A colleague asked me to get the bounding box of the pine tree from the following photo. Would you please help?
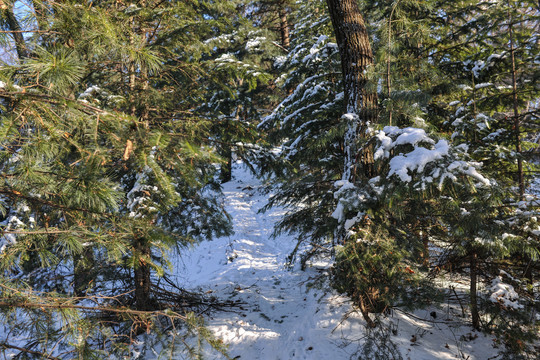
[248,0,295,49]
[261,1,539,353]
[427,0,540,344]
[339,0,539,352]
[197,2,279,182]
[260,0,345,267]
[0,1,240,358]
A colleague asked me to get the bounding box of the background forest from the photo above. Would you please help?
[0,0,538,359]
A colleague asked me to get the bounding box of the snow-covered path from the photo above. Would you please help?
[170,161,499,360]
[173,162,361,359]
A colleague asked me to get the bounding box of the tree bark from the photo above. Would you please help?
[278,1,290,49]
[325,0,378,181]
[386,0,402,127]
[470,252,480,330]
[220,145,232,183]
[359,294,376,328]
[74,247,95,297]
[134,237,152,311]
[1,0,29,59]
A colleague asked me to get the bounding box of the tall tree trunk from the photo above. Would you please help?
[386,0,401,126]
[326,0,379,326]
[470,251,480,330]
[74,247,95,297]
[278,1,290,49]
[326,0,378,182]
[508,9,525,200]
[220,145,232,183]
[134,237,152,311]
[129,7,153,311]
[1,0,29,59]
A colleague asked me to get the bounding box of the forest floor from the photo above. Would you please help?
[168,161,502,360]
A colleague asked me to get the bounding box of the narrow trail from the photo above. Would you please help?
[171,161,498,360]
[174,162,360,359]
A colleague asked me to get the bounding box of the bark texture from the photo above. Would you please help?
[278,1,290,49]
[325,0,378,181]
[470,252,480,330]
[134,237,152,311]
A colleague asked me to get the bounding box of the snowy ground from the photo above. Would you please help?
[168,161,501,360]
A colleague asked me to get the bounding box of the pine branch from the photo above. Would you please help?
[0,188,111,215]
[0,342,61,360]
[0,91,106,115]
[0,300,188,321]
[271,41,289,53]
[0,30,61,34]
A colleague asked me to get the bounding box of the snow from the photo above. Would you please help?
[273,56,287,68]
[246,37,266,51]
[474,82,493,89]
[375,127,435,159]
[388,140,449,182]
[489,277,523,310]
[373,127,491,188]
[0,162,508,359]
[78,85,101,99]
[393,127,435,147]
[162,161,501,359]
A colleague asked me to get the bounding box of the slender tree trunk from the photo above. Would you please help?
[278,1,290,49]
[74,247,95,297]
[470,251,480,330]
[220,147,232,183]
[422,230,429,267]
[326,0,378,182]
[359,295,376,328]
[134,237,152,311]
[386,0,401,126]
[129,7,153,311]
[129,64,137,116]
[508,9,525,200]
[1,0,29,59]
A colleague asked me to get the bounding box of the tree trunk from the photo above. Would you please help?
[386,0,402,126]
[508,9,525,200]
[359,294,376,328]
[1,0,29,59]
[134,238,152,311]
[74,247,95,297]
[325,0,378,182]
[470,252,480,330]
[422,230,429,267]
[220,145,232,183]
[278,1,290,49]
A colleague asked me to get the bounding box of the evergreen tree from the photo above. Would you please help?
[262,0,539,354]
[260,0,345,267]
[197,2,279,182]
[426,0,540,346]
[0,1,240,357]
